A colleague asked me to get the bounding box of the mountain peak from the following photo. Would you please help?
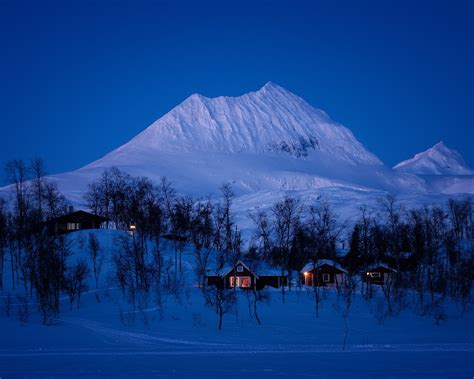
[260,80,282,91]
[257,81,294,98]
[394,142,474,175]
[89,83,382,169]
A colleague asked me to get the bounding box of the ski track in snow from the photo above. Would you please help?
[23,317,471,356]
[0,343,473,357]
[57,317,228,347]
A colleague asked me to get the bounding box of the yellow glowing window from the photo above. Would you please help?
[230,276,251,288]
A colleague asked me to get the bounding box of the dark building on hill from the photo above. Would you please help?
[300,259,348,287]
[49,210,108,234]
[364,263,397,285]
[206,260,287,290]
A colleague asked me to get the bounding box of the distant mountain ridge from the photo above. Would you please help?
[394,142,474,176]
[0,82,472,218]
[76,81,427,198]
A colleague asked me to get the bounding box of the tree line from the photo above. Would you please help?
[0,161,472,329]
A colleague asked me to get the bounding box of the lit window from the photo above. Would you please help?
[240,277,251,288]
[67,223,80,230]
[236,265,244,272]
[369,272,381,278]
[230,276,251,288]
[322,273,330,282]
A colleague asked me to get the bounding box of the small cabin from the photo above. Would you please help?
[365,263,397,285]
[206,260,287,290]
[301,259,348,287]
[49,210,108,234]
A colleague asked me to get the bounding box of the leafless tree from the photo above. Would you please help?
[307,199,343,314]
[272,196,301,302]
[87,232,104,302]
[379,194,404,270]
[448,198,472,242]
[203,286,236,330]
[30,157,47,219]
[244,285,270,326]
[5,159,30,290]
[249,210,274,272]
[214,183,235,257]
[334,275,356,350]
[190,199,214,288]
[65,259,89,310]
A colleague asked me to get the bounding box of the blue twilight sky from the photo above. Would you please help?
[0,0,473,184]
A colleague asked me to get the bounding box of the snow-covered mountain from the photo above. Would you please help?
[393,142,474,195]
[1,82,472,224]
[91,82,381,165]
[394,142,474,176]
[69,82,424,199]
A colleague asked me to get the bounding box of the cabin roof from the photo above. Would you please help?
[301,259,348,274]
[51,210,108,223]
[367,263,397,272]
[206,259,285,278]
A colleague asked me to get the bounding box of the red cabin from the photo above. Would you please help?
[300,259,348,287]
[207,260,287,290]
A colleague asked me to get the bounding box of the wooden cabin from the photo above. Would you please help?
[206,260,287,290]
[364,263,397,285]
[49,210,108,234]
[300,259,348,287]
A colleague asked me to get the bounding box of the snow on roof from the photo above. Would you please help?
[206,259,284,277]
[258,265,285,276]
[301,259,348,273]
[367,263,397,272]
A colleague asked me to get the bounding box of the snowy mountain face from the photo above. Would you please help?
[78,82,425,199]
[393,142,474,195]
[0,82,472,226]
[394,142,474,176]
[96,82,381,165]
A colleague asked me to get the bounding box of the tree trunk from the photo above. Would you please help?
[342,317,348,351]
[218,306,223,331]
[313,285,319,318]
[253,296,261,325]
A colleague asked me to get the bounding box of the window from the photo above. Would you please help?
[67,222,80,230]
[230,276,251,288]
[240,277,251,288]
[236,265,244,272]
[322,273,330,282]
[369,272,381,278]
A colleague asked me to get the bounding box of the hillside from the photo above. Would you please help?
[0,229,472,377]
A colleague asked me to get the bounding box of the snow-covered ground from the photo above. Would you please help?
[0,229,472,378]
